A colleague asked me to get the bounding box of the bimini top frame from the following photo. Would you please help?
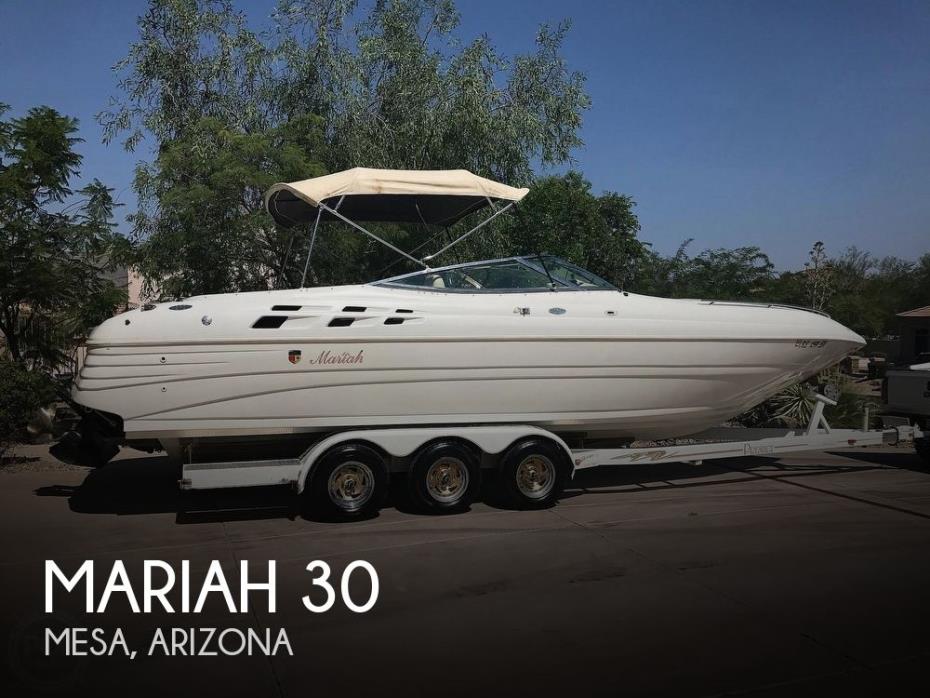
[264,168,529,286]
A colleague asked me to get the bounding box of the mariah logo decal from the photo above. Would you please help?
[288,349,365,366]
[312,349,365,365]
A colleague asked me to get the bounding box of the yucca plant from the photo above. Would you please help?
[764,368,874,429]
[769,383,818,428]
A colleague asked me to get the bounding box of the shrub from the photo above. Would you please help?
[0,361,56,457]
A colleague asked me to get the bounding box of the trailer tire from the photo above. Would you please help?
[307,443,388,520]
[408,441,480,513]
[496,438,569,510]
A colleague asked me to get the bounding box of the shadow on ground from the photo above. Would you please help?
[34,455,297,524]
[32,448,923,524]
[826,449,929,472]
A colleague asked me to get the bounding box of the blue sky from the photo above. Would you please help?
[2,0,928,269]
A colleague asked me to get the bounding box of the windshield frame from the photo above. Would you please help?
[372,255,618,293]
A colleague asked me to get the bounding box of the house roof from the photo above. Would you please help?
[898,305,930,318]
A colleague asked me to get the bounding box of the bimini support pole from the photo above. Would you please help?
[299,205,324,288]
[318,201,430,270]
[421,200,514,263]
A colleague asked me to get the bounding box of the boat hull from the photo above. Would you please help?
[74,309,861,441]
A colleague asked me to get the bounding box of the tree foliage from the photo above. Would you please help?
[100,0,272,149]
[272,0,589,181]
[131,115,327,298]
[0,359,56,453]
[0,104,127,370]
[630,239,774,301]
[803,241,833,311]
[635,239,929,339]
[457,172,645,287]
[100,0,596,293]
[820,248,930,338]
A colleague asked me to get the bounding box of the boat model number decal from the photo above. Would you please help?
[795,339,827,349]
[289,349,365,366]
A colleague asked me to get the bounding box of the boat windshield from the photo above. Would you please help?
[375,256,617,292]
[525,256,616,290]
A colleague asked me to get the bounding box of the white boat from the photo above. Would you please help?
[69,168,864,460]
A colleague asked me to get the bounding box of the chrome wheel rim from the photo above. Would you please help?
[515,455,555,500]
[425,457,469,504]
[327,461,375,512]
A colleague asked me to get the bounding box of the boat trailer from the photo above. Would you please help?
[178,393,924,494]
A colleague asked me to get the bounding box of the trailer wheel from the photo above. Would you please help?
[308,443,388,519]
[408,441,480,513]
[496,438,569,510]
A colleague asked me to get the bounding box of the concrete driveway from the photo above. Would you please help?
[2,445,929,697]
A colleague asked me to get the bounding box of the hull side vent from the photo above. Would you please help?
[395,308,414,313]
[328,317,355,327]
[384,317,405,325]
[342,306,367,312]
[272,305,301,311]
[252,316,288,329]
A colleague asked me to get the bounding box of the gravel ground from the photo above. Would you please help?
[0,443,91,474]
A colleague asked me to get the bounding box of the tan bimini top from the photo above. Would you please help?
[265,167,529,227]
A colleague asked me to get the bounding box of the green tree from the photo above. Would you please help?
[630,240,691,297]
[0,105,127,370]
[677,247,774,300]
[100,0,593,291]
[827,247,926,338]
[456,172,645,287]
[131,115,327,298]
[100,0,271,149]
[630,239,774,300]
[272,0,589,183]
[804,241,834,311]
[760,243,929,338]
[0,360,56,456]
[905,253,930,311]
